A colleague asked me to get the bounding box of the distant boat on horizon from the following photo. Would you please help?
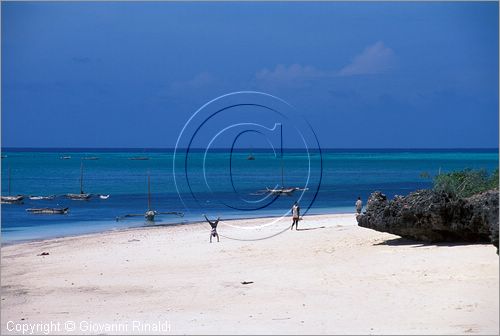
[129,157,149,160]
[83,157,99,160]
[60,156,71,160]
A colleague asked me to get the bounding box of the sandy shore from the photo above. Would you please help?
[1,214,498,335]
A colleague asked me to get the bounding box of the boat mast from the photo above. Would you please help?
[281,156,284,187]
[80,161,84,194]
[281,125,284,187]
[8,167,11,195]
[147,172,151,211]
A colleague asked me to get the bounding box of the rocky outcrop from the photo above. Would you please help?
[357,189,499,251]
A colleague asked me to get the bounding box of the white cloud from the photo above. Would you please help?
[169,72,215,91]
[256,64,325,83]
[254,42,395,88]
[168,42,395,94]
[338,41,395,76]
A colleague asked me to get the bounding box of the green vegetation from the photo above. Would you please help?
[433,168,499,198]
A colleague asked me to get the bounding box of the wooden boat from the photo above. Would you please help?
[117,210,183,222]
[66,162,91,200]
[1,168,24,204]
[29,195,56,200]
[116,172,183,222]
[1,195,24,204]
[253,141,305,196]
[266,187,298,195]
[145,210,156,221]
[26,207,69,215]
[66,193,90,200]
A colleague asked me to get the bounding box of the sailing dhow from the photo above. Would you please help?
[66,161,91,200]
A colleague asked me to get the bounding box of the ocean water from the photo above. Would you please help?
[1,148,498,243]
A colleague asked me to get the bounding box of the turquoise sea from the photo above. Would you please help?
[1,148,498,243]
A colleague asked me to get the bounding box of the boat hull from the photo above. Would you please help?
[29,195,56,200]
[1,195,24,204]
[26,207,69,214]
[66,193,91,200]
[266,187,298,195]
[145,210,156,221]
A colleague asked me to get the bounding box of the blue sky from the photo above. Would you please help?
[2,2,498,148]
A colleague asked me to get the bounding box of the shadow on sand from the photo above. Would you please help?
[296,226,326,231]
[373,237,488,248]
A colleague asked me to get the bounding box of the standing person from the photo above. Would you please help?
[203,214,220,243]
[291,201,300,230]
[355,196,363,214]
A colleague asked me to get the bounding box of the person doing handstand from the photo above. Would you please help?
[204,214,220,243]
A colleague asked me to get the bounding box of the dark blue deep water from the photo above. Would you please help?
[1,148,498,243]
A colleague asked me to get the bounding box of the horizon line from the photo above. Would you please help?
[2,147,499,151]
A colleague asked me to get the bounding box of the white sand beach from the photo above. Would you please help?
[1,214,498,335]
